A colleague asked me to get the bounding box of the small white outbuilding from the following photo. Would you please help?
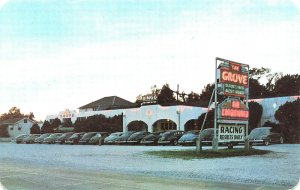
[0,118,35,138]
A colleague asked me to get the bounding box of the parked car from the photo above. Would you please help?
[178,130,200,146]
[126,131,150,145]
[158,130,185,146]
[65,132,85,145]
[104,132,123,145]
[43,133,63,144]
[56,132,74,144]
[23,134,40,144]
[140,132,163,145]
[115,131,135,145]
[34,133,52,144]
[200,128,216,145]
[14,134,29,144]
[88,132,109,145]
[78,132,98,145]
[249,127,284,146]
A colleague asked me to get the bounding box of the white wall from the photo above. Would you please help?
[7,119,34,138]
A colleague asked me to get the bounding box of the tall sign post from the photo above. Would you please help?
[213,58,250,151]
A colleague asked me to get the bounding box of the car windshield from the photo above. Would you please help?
[49,134,60,138]
[40,134,50,138]
[201,129,214,138]
[130,131,145,138]
[186,131,199,135]
[250,128,268,137]
[70,133,79,138]
[82,133,96,139]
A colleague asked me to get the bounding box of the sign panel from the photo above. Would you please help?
[217,61,249,97]
[218,124,245,142]
[218,98,249,120]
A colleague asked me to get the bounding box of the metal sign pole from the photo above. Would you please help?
[212,58,218,151]
[244,65,250,150]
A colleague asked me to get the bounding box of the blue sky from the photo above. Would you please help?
[0,0,299,120]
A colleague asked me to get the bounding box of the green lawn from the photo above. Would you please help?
[145,148,271,160]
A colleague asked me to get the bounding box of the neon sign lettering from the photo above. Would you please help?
[221,70,248,86]
[221,108,249,119]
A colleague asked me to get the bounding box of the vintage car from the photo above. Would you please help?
[43,133,63,144]
[103,132,123,145]
[249,127,284,146]
[23,134,40,144]
[126,131,150,145]
[88,132,109,145]
[14,134,29,144]
[56,132,74,144]
[65,132,85,145]
[34,133,52,144]
[78,132,98,145]
[140,132,163,145]
[158,130,185,146]
[178,130,200,146]
[114,131,135,145]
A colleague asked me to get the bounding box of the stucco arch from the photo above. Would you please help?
[127,120,148,132]
[151,119,177,133]
[184,119,198,131]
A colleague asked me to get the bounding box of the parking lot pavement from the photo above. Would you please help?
[0,161,284,190]
[0,143,299,189]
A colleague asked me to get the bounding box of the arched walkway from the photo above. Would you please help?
[184,119,198,131]
[127,120,148,132]
[152,119,177,133]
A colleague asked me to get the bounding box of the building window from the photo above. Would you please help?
[18,127,21,130]
[24,119,27,123]
[10,127,13,130]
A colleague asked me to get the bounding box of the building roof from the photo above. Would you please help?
[0,117,29,125]
[78,96,135,110]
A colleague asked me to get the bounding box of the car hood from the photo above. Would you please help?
[179,134,198,141]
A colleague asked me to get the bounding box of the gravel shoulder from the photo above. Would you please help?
[0,143,299,189]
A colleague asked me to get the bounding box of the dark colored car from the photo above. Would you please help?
[200,128,216,145]
[104,132,123,145]
[158,130,185,146]
[115,131,135,145]
[78,132,98,145]
[249,127,284,146]
[65,132,85,145]
[43,133,63,144]
[56,132,74,144]
[34,133,52,144]
[178,130,200,146]
[88,132,109,145]
[23,134,40,144]
[15,134,29,144]
[127,131,150,145]
[140,132,163,145]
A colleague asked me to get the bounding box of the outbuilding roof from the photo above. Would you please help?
[0,117,30,125]
[78,96,135,110]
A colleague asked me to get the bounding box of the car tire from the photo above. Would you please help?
[279,137,284,144]
[98,140,102,146]
[264,140,270,146]
[173,140,178,146]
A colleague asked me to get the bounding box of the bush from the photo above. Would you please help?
[30,123,40,134]
[275,98,300,143]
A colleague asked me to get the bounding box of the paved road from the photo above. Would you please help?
[0,143,299,189]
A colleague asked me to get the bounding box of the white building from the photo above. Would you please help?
[45,95,300,132]
[0,118,35,138]
[45,96,208,132]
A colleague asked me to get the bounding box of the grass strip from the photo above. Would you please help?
[145,148,271,160]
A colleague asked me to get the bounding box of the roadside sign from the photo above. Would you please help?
[213,57,250,150]
[218,124,245,143]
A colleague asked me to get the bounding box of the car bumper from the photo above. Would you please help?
[158,140,171,145]
[178,141,195,146]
